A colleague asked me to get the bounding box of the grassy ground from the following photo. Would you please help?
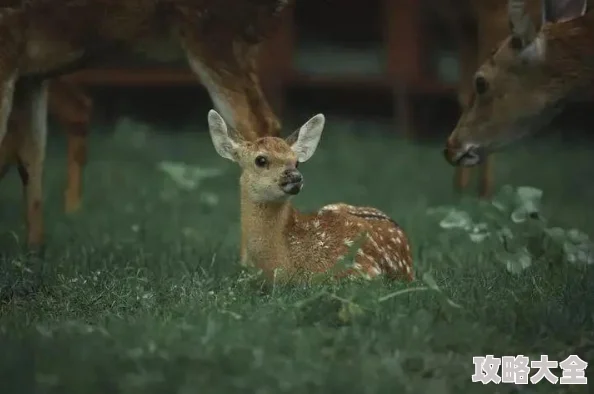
[1,111,593,393]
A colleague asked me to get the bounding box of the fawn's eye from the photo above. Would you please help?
[295,161,300,168]
[255,155,268,168]
[474,75,489,95]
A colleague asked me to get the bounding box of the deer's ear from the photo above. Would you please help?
[543,0,587,24]
[288,114,325,162]
[207,109,240,161]
[517,34,547,63]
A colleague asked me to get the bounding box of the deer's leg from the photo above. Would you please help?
[0,144,12,182]
[454,167,471,194]
[48,79,92,213]
[176,23,281,140]
[15,80,49,248]
[478,154,494,198]
[0,72,18,150]
[0,7,22,148]
[63,125,87,213]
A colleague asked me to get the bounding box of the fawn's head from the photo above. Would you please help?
[207,110,325,202]
[445,0,589,167]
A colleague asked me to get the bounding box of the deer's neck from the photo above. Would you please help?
[543,11,594,100]
[239,186,297,277]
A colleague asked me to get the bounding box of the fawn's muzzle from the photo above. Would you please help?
[279,169,303,195]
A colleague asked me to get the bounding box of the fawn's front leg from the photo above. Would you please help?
[14,79,49,248]
[177,24,281,140]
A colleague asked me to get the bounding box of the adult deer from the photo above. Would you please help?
[440,0,542,197]
[444,0,594,167]
[0,0,291,247]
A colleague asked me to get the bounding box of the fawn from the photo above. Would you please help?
[444,0,594,167]
[0,0,290,247]
[206,109,414,283]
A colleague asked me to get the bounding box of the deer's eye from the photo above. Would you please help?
[255,155,268,168]
[474,75,489,95]
[510,36,524,51]
[295,161,300,169]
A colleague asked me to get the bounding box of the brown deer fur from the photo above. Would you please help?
[207,110,414,284]
[440,0,542,198]
[0,0,291,247]
[444,0,594,166]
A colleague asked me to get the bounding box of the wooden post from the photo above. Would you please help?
[384,0,422,138]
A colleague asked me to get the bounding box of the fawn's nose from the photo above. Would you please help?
[282,169,303,183]
[280,169,303,195]
[444,136,484,167]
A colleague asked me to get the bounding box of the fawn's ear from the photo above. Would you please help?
[287,114,325,162]
[207,109,239,161]
[543,0,587,24]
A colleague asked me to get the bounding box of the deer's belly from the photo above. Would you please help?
[22,36,86,77]
[129,34,184,63]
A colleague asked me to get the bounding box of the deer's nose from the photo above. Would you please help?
[444,136,484,167]
[282,169,303,183]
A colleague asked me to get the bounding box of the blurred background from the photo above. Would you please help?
[3,0,594,247]
[59,0,594,137]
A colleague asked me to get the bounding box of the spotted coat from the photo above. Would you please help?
[283,203,413,282]
[236,138,414,284]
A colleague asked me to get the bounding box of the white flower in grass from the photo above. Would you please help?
[502,247,532,275]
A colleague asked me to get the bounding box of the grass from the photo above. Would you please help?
[1,112,593,393]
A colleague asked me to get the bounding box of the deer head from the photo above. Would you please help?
[444,0,590,167]
[207,109,325,202]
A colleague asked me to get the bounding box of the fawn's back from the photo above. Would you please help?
[286,203,413,281]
